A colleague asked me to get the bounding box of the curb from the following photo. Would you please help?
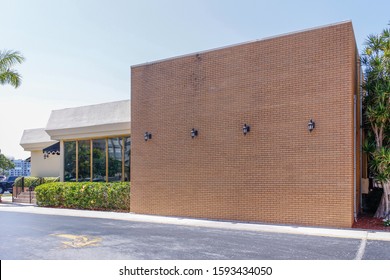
[1,204,390,242]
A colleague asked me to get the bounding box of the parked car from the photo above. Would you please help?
[0,176,18,194]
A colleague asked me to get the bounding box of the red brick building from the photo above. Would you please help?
[131,21,361,228]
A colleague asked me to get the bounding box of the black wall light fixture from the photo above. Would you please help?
[144,132,152,141]
[191,128,198,138]
[308,119,315,132]
[242,124,250,135]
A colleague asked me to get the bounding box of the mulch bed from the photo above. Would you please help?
[353,213,390,232]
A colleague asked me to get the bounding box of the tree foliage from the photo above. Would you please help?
[361,23,390,218]
[0,50,25,88]
[0,153,15,174]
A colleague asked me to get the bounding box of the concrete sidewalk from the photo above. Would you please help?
[1,197,390,242]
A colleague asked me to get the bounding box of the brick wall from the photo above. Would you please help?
[131,22,359,228]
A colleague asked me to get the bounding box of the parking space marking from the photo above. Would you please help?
[354,233,368,260]
[51,234,102,248]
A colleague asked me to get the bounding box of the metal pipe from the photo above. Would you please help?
[359,65,364,211]
[354,94,357,222]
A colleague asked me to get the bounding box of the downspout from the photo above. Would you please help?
[354,94,357,222]
[360,66,363,212]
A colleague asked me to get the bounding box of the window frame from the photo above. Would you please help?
[63,135,130,182]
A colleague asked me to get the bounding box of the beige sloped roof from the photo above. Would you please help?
[20,128,58,151]
[45,99,131,140]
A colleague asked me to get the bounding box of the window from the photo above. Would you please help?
[63,136,130,182]
[108,138,123,181]
[64,141,76,181]
[124,137,131,181]
[93,139,106,182]
[78,140,91,181]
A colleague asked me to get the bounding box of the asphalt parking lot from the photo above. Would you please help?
[0,202,390,260]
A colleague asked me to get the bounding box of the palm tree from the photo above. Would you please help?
[361,24,390,219]
[0,50,25,88]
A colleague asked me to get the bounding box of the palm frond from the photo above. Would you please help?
[0,50,25,70]
[0,49,25,88]
[0,69,23,88]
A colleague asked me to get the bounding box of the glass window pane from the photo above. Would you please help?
[93,139,106,182]
[124,137,130,182]
[108,137,122,181]
[78,140,91,181]
[64,141,76,182]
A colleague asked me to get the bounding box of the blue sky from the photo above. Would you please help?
[1,0,389,159]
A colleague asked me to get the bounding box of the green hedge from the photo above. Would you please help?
[14,176,60,188]
[14,176,40,188]
[35,182,130,211]
[42,177,60,184]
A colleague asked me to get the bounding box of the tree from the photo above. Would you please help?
[0,50,25,88]
[0,153,15,175]
[361,23,390,219]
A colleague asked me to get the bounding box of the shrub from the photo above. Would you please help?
[35,182,130,211]
[42,177,60,184]
[14,176,60,188]
[14,176,41,188]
